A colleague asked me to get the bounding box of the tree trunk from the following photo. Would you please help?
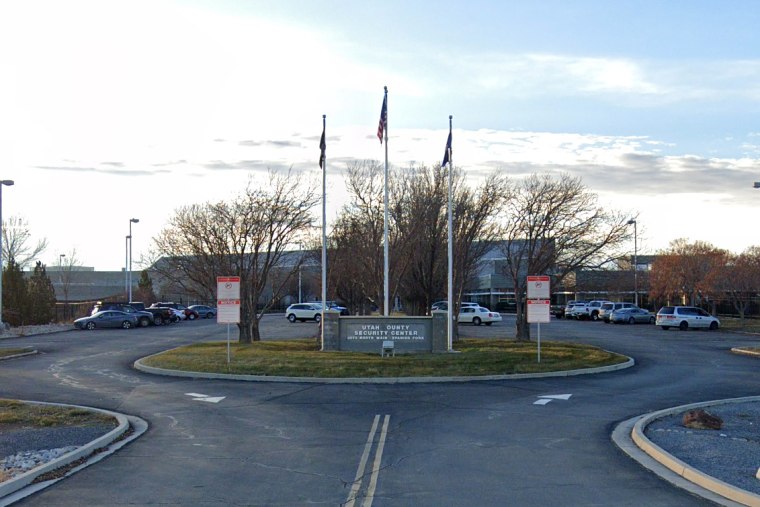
[515,301,531,341]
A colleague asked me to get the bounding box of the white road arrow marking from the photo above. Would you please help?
[194,396,226,403]
[185,393,226,403]
[534,394,572,405]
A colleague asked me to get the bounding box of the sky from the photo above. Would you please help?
[2,0,760,271]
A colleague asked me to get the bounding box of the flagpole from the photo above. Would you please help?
[321,114,327,351]
[383,86,389,316]
[446,115,454,351]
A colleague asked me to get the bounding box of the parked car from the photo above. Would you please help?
[656,306,720,331]
[321,301,350,316]
[286,303,323,323]
[431,301,479,312]
[599,302,638,323]
[457,306,502,326]
[91,302,153,327]
[585,300,613,321]
[74,310,138,330]
[188,305,217,319]
[150,302,199,321]
[130,306,173,325]
[610,307,655,325]
[551,304,567,318]
[564,301,588,320]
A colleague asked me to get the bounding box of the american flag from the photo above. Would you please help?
[377,94,387,143]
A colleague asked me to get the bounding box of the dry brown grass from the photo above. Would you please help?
[0,400,117,429]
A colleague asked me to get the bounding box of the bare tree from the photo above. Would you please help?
[2,216,48,270]
[499,173,632,341]
[151,170,318,343]
[57,249,80,320]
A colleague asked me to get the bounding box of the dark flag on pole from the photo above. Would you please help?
[442,129,452,168]
[319,123,326,169]
[377,93,387,143]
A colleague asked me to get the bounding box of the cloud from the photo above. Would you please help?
[238,139,303,148]
[35,164,162,176]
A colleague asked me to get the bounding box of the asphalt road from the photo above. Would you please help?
[1,315,758,506]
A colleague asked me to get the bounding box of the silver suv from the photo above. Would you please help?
[655,306,720,331]
[599,302,637,323]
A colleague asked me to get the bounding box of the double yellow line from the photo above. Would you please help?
[345,414,391,507]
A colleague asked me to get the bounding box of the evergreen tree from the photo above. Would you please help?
[134,269,157,304]
[2,257,28,326]
[27,261,56,324]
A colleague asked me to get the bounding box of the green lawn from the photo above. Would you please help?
[142,338,628,378]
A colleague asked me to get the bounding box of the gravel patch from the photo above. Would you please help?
[0,425,115,482]
[645,401,760,495]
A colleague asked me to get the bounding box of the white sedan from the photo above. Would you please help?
[457,306,502,326]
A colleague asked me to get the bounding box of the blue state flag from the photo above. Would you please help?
[442,130,452,168]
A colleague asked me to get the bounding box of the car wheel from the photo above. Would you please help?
[187,313,196,321]
[679,321,689,331]
[473,317,482,326]
[709,321,719,330]
[122,321,133,329]
[287,314,297,323]
[153,316,163,326]
[649,317,655,324]
[628,317,635,325]
[591,312,599,321]
[206,313,214,319]
[139,317,150,327]
[86,322,96,330]
[315,314,321,323]
[661,326,670,330]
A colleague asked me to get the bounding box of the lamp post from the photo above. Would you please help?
[627,219,638,306]
[0,180,14,327]
[128,218,139,302]
[124,235,129,297]
[59,254,66,319]
[298,243,303,304]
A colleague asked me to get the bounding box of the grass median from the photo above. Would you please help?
[0,347,33,359]
[0,399,117,428]
[141,338,628,378]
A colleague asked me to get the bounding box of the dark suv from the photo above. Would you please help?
[150,302,200,320]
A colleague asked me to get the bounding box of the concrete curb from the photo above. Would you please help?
[133,349,634,383]
[0,350,37,361]
[732,347,760,358]
[613,396,760,507]
[0,402,147,505]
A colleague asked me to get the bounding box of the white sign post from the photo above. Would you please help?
[217,276,241,366]
[526,276,551,363]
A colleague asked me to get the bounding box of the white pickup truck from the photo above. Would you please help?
[567,300,612,321]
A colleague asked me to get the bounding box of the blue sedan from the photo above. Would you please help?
[610,307,655,325]
[74,310,138,330]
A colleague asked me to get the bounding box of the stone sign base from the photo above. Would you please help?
[321,312,448,353]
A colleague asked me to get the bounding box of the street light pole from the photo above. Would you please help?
[59,254,66,319]
[128,218,139,302]
[298,243,302,304]
[125,235,129,297]
[0,180,14,327]
[627,219,638,306]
